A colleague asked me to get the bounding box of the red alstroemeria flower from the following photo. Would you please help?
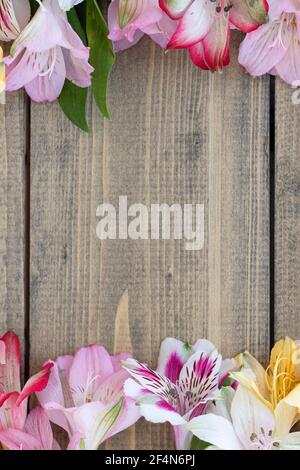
[0,332,53,430]
[160,0,269,71]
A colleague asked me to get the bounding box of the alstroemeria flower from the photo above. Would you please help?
[124,338,237,449]
[160,0,269,71]
[108,0,177,52]
[0,332,53,431]
[0,0,31,41]
[187,384,300,450]
[4,0,93,102]
[239,0,300,85]
[37,345,140,450]
[0,407,60,450]
[234,337,300,409]
[232,337,300,441]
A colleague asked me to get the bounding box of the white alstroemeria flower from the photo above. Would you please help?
[186,385,300,450]
[57,0,84,11]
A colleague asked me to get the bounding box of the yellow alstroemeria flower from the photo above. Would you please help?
[232,337,300,437]
[0,46,5,104]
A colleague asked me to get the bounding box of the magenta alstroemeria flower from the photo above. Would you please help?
[37,345,140,450]
[108,0,177,51]
[239,0,300,85]
[124,338,237,449]
[160,0,269,71]
[0,407,60,450]
[4,0,93,102]
[0,332,53,431]
[0,0,31,41]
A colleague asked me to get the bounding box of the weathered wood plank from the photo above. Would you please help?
[29,34,270,449]
[0,91,25,353]
[275,80,300,339]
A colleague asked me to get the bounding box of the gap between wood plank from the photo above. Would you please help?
[24,96,31,381]
[269,76,276,350]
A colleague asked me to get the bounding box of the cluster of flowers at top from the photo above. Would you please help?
[0,0,299,109]
[0,330,299,450]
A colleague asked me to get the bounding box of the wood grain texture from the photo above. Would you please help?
[0,92,25,344]
[29,33,270,449]
[275,80,300,339]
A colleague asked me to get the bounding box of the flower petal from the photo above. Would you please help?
[93,369,130,403]
[236,351,269,401]
[159,0,193,20]
[17,361,53,406]
[238,21,292,77]
[178,347,222,410]
[0,0,31,41]
[231,386,275,450]
[25,46,66,102]
[0,392,27,430]
[167,0,215,49]
[25,407,54,450]
[0,331,21,393]
[201,15,230,71]
[67,400,125,449]
[144,10,178,48]
[62,47,93,88]
[156,338,192,383]
[274,400,299,438]
[230,0,268,33]
[274,34,300,85]
[280,431,300,450]
[137,395,186,425]
[0,428,41,450]
[189,42,210,70]
[68,345,114,406]
[58,0,84,11]
[105,396,141,441]
[283,384,300,409]
[187,414,243,450]
[123,358,179,409]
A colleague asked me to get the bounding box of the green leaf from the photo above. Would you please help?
[29,0,39,15]
[58,8,89,132]
[221,376,233,388]
[59,80,89,132]
[190,436,211,451]
[86,0,115,119]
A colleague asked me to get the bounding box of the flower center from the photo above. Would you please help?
[38,47,57,79]
[249,427,278,450]
[271,13,297,50]
[265,352,296,408]
[209,0,233,16]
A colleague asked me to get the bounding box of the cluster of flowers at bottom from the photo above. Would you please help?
[0,1,300,128]
[0,331,299,450]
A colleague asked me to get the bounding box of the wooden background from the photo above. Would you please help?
[0,33,299,449]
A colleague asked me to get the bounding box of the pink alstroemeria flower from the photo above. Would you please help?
[108,0,177,52]
[239,0,300,85]
[0,332,53,431]
[0,407,60,450]
[4,0,93,102]
[124,338,237,450]
[159,0,269,71]
[37,345,140,450]
[0,0,31,41]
